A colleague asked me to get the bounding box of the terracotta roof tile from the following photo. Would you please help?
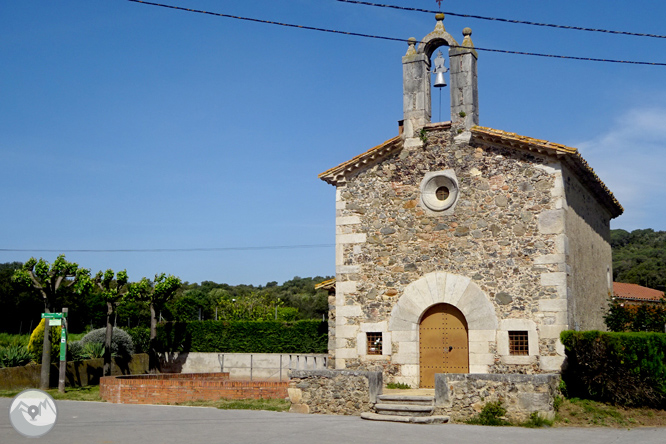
[318,135,403,185]
[315,278,336,291]
[613,282,665,302]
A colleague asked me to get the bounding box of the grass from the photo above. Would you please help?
[0,385,102,402]
[175,398,290,412]
[554,398,666,428]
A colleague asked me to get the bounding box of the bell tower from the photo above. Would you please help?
[402,13,478,145]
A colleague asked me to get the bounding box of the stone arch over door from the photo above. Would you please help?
[388,272,498,386]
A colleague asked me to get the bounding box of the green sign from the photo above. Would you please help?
[59,327,67,361]
[41,313,64,319]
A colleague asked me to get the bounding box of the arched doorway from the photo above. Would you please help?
[419,303,469,388]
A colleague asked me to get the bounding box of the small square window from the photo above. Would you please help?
[509,331,529,356]
[367,332,383,355]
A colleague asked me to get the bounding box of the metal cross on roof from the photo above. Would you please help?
[436,0,443,9]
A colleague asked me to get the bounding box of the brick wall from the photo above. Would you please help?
[100,373,288,405]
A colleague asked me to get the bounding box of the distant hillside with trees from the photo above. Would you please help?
[611,228,666,292]
[0,260,331,334]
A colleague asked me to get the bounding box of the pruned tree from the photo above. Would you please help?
[94,269,130,376]
[130,273,181,371]
[12,255,90,389]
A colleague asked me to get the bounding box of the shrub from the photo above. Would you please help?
[27,319,62,363]
[560,330,666,408]
[122,327,150,354]
[466,400,511,426]
[155,320,327,353]
[0,345,33,367]
[522,411,553,428]
[605,299,666,332]
[67,340,84,361]
[386,382,411,389]
[80,327,134,360]
[0,333,30,348]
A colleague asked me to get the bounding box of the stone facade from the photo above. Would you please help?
[288,369,382,415]
[434,373,561,422]
[318,15,622,388]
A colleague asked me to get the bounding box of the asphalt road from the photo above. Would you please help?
[1,399,664,444]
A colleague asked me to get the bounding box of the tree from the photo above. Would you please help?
[93,269,131,376]
[12,255,90,389]
[130,273,181,371]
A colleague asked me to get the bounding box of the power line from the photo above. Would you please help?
[0,244,335,253]
[336,0,666,40]
[128,1,666,66]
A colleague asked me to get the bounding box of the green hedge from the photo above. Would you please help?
[153,320,327,354]
[560,330,666,408]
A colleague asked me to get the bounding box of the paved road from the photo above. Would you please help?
[1,399,663,444]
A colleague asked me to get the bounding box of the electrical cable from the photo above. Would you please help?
[127,1,666,66]
[0,245,335,253]
[335,0,666,40]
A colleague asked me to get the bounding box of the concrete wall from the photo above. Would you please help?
[562,165,613,331]
[159,352,327,381]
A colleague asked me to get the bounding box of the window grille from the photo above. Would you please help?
[367,332,383,355]
[508,331,529,356]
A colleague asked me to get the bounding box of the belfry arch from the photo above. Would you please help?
[402,13,479,141]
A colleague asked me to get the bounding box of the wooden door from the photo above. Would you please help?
[419,303,469,388]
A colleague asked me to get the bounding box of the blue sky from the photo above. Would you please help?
[2,1,665,286]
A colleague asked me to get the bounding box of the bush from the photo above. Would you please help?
[0,333,30,348]
[27,319,62,363]
[155,320,327,353]
[466,401,511,426]
[605,299,666,332]
[522,411,553,428]
[386,382,411,389]
[80,327,134,360]
[67,340,84,361]
[0,344,33,367]
[560,330,666,408]
[122,327,150,354]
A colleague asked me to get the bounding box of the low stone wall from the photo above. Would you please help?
[100,372,288,405]
[288,369,382,415]
[159,352,327,380]
[0,354,149,390]
[434,373,561,422]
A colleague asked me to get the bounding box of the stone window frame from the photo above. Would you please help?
[497,319,539,365]
[419,170,459,216]
[356,322,392,359]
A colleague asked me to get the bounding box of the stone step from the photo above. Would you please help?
[376,395,434,406]
[374,403,434,417]
[361,412,449,424]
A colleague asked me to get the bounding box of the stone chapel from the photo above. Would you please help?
[317,14,623,388]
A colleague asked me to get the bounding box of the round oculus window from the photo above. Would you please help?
[421,173,458,212]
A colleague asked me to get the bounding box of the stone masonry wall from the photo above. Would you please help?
[434,373,561,422]
[288,369,382,415]
[333,125,569,383]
